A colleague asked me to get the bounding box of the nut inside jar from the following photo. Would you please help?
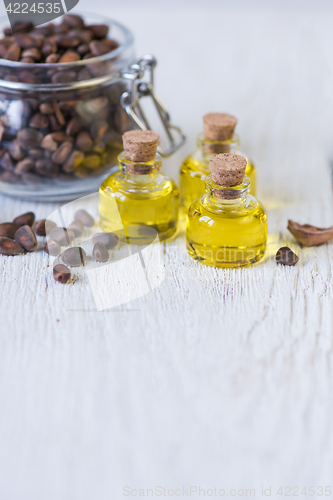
[0,13,136,200]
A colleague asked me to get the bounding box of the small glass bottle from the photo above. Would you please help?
[186,153,267,268]
[99,130,179,243]
[179,113,256,214]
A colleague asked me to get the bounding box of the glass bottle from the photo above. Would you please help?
[180,113,256,214]
[186,153,267,268]
[99,130,179,243]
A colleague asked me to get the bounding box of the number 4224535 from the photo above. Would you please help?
[6,3,61,14]
[277,486,331,496]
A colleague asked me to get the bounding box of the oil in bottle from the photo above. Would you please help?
[99,130,179,243]
[186,153,267,268]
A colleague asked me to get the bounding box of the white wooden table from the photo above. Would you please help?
[1,2,333,499]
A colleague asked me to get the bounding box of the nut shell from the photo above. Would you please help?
[15,225,37,252]
[276,247,299,266]
[13,211,35,227]
[0,236,22,256]
[53,264,71,284]
[0,222,20,239]
[93,242,109,262]
[61,246,86,267]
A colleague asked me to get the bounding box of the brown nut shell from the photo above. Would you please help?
[0,222,20,239]
[93,242,109,262]
[53,264,71,284]
[61,246,86,267]
[48,227,75,246]
[15,225,38,252]
[276,246,299,266]
[13,211,35,227]
[45,239,61,256]
[287,220,333,247]
[0,236,23,255]
[34,219,47,237]
[74,209,94,227]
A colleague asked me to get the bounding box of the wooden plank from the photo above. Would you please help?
[0,4,333,498]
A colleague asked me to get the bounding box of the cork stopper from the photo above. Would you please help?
[210,153,247,199]
[203,113,237,142]
[123,130,160,163]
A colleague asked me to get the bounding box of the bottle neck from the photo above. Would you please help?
[117,151,162,183]
[205,174,251,203]
[197,133,240,156]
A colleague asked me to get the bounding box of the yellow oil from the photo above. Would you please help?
[186,189,267,268]
[180,150,256,214]
[99,168,179,244]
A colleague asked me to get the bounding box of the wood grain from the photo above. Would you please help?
[0,3,333,499]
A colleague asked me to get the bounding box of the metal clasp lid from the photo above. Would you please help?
[120,55,186,157]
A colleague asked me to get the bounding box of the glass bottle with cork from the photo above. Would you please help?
[179,113,256,214]
[186,153,267,268]
[99,130,179,243]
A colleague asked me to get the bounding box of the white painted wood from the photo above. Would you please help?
[1,3,333,499]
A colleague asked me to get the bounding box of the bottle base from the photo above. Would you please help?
[187,241,266,268]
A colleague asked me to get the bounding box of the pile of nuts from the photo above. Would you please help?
[0,14,119,74]
[0,14,132,188]
[0,209,119,284]
[0,211,38,254]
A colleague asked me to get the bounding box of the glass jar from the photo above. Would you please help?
[0,13,185,201]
